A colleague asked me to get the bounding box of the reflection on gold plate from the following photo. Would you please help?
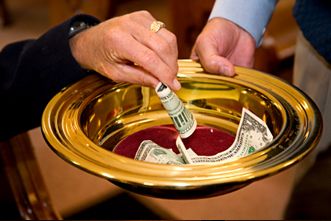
[42,59,322,199]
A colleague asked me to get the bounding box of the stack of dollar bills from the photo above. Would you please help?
[134,83,273,165]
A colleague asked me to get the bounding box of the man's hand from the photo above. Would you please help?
[191,17,256,76]
[70,11,180,91]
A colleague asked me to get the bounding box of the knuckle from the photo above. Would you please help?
[208,59,218,69]
[134,10,151,18]
[204,59,219,73]
[137,75,149,86]
[160,69,176,82]
[126,11,139,22]
[156,41,170,53]
[168,33,177,45]
[166,34,178,54]
[139,10,150,16]
[195,34,203,46]
[153,38,175,55]
[117,13,130,24]
[142,51,158,65]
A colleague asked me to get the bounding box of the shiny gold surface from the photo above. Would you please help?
[42,60,322,199]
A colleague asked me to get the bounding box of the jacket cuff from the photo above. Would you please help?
[34,14,100,89]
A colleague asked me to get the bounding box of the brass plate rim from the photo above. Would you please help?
[42,59,322,192]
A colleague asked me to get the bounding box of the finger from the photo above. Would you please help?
[128,14,178,75]
[195,39,235,76]
[131,23,178,75]
[155,28,179,71]
[102,62,160,88]
[190,44,199,61]
[205,55,235,76]
[120,35,181,90]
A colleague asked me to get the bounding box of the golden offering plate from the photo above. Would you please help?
[42,60,322,199]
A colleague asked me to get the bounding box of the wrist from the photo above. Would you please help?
[209,0,276,47]
[69,20,93,38]
[68,15,99,70]
[217,17,256,48]
[69,27,92,70]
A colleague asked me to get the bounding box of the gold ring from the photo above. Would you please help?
[150,21,165,33]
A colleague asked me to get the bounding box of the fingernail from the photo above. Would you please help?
[190,54,199,61]
[222,65,233,76]
[173,79,181,91]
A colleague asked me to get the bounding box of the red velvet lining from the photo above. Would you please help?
[113,125,235,159]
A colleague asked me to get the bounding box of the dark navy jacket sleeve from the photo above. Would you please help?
[293,0,331,64]
[0,14,99,141]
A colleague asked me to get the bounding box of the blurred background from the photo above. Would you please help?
[0,0,298,77]
[0,0,330,220]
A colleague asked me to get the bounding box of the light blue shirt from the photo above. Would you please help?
[209,0,277,46]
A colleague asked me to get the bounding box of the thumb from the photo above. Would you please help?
[193,36,235,76]
[190,44,199,61]
[203,54,235,77]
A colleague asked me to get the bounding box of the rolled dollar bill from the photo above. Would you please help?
[155,82,197,138]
